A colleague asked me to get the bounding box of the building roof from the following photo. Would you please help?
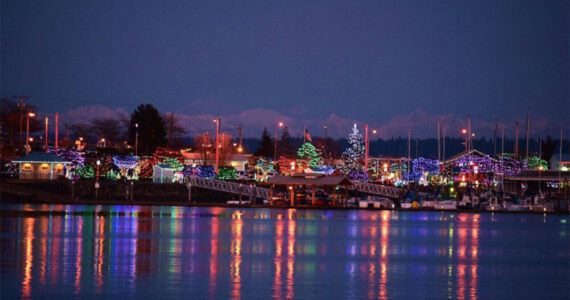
[443,149,496,164]
[550,153,570,163]
[268,174,352,186]
[505,170,570,181]
[12,152,71,163]
[156,163,175,169]
[182,152,251,161]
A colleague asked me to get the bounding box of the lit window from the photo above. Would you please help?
[41,163,49,170]
[22,163,32,170]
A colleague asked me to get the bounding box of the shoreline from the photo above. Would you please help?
[1,198,568,216]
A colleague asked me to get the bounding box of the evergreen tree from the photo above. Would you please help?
[255,127,273,158]
[278,126,294,157]
[129,104,167,155]
[297,142,322,168]
[342,123,366,176]
[540,135,556,163]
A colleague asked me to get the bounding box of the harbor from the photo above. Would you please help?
[1,1,569,298]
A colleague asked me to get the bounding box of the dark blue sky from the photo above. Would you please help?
[1,0,568,130]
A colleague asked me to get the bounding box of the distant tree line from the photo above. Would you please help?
[243,131,568,162]
[3,98,567,164]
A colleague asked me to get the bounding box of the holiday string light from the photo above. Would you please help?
[112,155,139,169]
[342,123,366,180]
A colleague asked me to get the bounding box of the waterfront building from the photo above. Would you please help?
[181,151,251,171]
[12,152,71,180]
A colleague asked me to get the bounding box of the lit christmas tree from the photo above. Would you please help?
[217,166,238,180]
[76,164,95,179]
[297,142,322,168]
[342,123,367,180]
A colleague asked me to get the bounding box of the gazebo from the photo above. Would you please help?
[267,173,352,206]
[153,163,176,183]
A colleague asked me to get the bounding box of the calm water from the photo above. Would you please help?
[0,204,568,299]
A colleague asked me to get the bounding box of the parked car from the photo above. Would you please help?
[237,171,248,180]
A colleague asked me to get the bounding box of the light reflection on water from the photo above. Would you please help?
[0,204,568,299]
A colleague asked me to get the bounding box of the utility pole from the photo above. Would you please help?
[365,124,369,171]
[45,116,48,152]
[169,112,174,147]
[501,127,505,193]
[407,128,411,183]
[25,111,35,154]
[442,122,446,162]
[324,124,328,164]
[274,126,278,161]
[437,120,441,161]
[558,129,563,191]
[215,117,220,174]
[501,127,504,155]
[467,117,472,152]
[525,108,530,160]
[238,124,242,148]
[442,122,446,175]
[14,96,28,149]
[55,113,59,149]
[135,123,139,156]
[493,119,498,158]
[515,122,519,158]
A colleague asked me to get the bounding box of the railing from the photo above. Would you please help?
[186,176,270,199]
[351,182,404,199]
[186,176,409,200]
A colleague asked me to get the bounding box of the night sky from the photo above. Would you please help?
[1,1,568,138]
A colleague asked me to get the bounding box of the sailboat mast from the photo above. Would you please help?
[515,122,519,158]
[437,120,441,161]
[558,129,562,189]
[493,118,499,157]
[407,128,411,183]
[525,108,530,160]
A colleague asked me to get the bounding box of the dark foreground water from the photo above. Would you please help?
[0,204,568,299]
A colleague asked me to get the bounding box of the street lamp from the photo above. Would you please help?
[135,123,139,156]
[274,121,284,161]
[25,112,36,154]
[100,138,106,148]
[461,129,469,151]
[365,125,377,171]
[96,160,101,181]
[96,160,101,200]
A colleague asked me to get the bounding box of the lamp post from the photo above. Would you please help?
[25,112,36,154]
[44,116,49,152]
[96,160,101,200]
[135,123,139,156]
[364,126,377,174]
[96,160,101,180]
[461,128,468,151]
[213,118,221,174]
[274,122,284,161]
